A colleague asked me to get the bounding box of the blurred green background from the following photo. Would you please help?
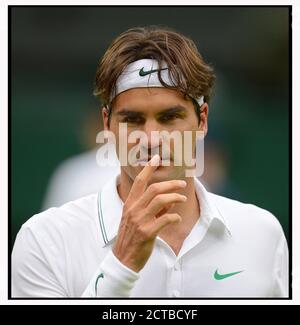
[11,6,290,245]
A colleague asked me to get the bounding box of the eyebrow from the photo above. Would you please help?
[116,105,187,117]
[156,105,187,116]
[116,110,145,118]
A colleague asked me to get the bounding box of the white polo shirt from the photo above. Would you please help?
[12,175,288,298]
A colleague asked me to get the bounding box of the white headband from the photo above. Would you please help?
[111,59,204,106]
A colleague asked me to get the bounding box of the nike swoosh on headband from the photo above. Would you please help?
[139,67,168,77]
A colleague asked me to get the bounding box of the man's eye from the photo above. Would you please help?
[122,117,144,124]
[159,114,182,122]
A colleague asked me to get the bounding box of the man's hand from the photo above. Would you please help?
[112,155,187,273]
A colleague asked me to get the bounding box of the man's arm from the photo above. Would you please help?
[81,250,139,297]
[12,223,138,298]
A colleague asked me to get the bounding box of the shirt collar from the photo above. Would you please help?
[193,177,232,237]
[97,174,231,247]
[97,174,123,246]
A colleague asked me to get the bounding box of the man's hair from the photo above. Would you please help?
[94,26,215,118]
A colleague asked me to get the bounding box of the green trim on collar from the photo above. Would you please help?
[97,191,109,245]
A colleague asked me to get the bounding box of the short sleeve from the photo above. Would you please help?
[12,225,67,297]
[272,230,289,297]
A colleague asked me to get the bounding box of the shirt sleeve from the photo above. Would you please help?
[272,229,289,297]
[12,225,67,297]
[81,250,140,297]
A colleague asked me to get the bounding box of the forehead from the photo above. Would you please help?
[112,87,193,113]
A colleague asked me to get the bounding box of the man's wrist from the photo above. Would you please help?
[93,250,140,297]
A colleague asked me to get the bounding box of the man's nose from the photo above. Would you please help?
[142,119,162,153]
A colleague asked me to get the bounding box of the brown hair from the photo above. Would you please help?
[94,26,215,119]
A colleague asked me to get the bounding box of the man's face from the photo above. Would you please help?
[103,87,208,184]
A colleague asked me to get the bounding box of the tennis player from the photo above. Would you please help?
[12,26,288,297]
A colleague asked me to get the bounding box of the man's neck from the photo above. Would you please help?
[158,177,200,243]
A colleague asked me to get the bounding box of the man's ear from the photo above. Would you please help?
[102,106,109,130]
[198,103,209,136]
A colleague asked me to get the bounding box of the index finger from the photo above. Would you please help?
[126,154,161,203]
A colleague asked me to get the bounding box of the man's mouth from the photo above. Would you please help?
[135,156,172,166]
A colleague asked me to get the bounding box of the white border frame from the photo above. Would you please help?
[1,0,298,305]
